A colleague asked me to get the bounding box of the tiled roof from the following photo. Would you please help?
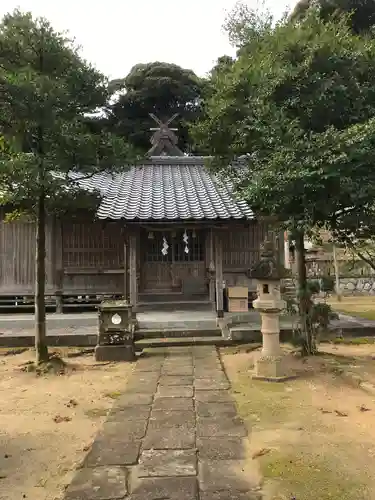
[76,157,254,221]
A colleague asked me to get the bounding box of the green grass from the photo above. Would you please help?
[84,407,108,419]
[103,391,122,400]
[224,358,372,499]
[335,308,375,320]
[330,336,375,344]
[262,450,366,500]
[328,296,375,320]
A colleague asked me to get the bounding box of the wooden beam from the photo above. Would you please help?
[129,233,137,313]
[123,242,128,301]
[53,217,63,314]
[207,228,215,307]
[215,232,224,318]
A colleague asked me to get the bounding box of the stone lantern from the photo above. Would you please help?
[95,300,136,362]
[250,237,292,381]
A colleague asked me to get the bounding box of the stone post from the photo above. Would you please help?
[250,238,294,381]
[95,300,136,362]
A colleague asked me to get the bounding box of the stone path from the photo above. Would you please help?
[63,346,262,500]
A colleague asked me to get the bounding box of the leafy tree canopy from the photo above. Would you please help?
[107,61,205,154]
[290,0,375,34]
[193,9,375,235]
[0,9,132,216]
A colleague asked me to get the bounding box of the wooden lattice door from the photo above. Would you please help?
[140,229,206,294]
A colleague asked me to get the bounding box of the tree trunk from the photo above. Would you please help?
[294,231,314,355]
[35,191,49,364]
[332,243,342,302]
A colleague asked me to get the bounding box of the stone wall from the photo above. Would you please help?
[338,277,375,295]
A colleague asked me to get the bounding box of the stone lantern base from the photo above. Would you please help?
[252,354,295,382]
[95,300,136,362]
[95,344,136,362]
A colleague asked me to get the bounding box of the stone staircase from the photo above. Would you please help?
[134,311,232,349]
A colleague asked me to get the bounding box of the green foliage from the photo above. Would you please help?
[290,0,375,34]
[285,278,339,353]
[194,9,375,235]
[107,62,205,154]
[320,275,335,292]
[0,9,132,217]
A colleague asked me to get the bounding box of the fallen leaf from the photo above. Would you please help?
[252,448,271,459]
[319,408,332,414]
[359,404,371,412]
[53,415,72,423]
[335,410,348,417]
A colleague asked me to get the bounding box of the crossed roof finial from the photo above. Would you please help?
[147,113,184,157]
[149,113,179,131]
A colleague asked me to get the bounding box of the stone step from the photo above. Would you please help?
[137,300,213,312]
[138,322,218,331]
[135,328,220,339]
[135,336,233,349]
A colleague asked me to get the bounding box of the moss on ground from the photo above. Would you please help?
[223,354,372,499]
[103,391,122,399]
[84,407,108,419]
[330,337,375,345]
[262,450,365,500]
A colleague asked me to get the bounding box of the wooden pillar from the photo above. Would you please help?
[53,217,63,314]
[129,233,137,314]
[215,232,224,318]
[123,242,128,301]
[207,228,215,307]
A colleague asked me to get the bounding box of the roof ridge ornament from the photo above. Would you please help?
[147,113,184,157]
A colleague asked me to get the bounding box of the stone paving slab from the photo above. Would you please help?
[100,419,148,441]
[163,362,193,369]
[137,449,197,477]
[156,385,193,398]
[195,390,233,403]
[196,402,238,418]
[129,477,198,500]
[149,409,195,427]
[163,358,193,363]
[194,379,230,391]
[161,366,194,376]
[194,360,221,365]
[152,397,194,411]
[197,416,248,438]
[143,426,196,449]
[197,437,249,460]
[64,466,128,500]
[85,437,141,467]
[159,375,194,386]
[194,369,227,378]
[63,346,262,500]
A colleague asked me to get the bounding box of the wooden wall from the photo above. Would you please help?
[0,216,276,297]
[0,218,55,295]
[222,222,267,271]
[61,220,125,295]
